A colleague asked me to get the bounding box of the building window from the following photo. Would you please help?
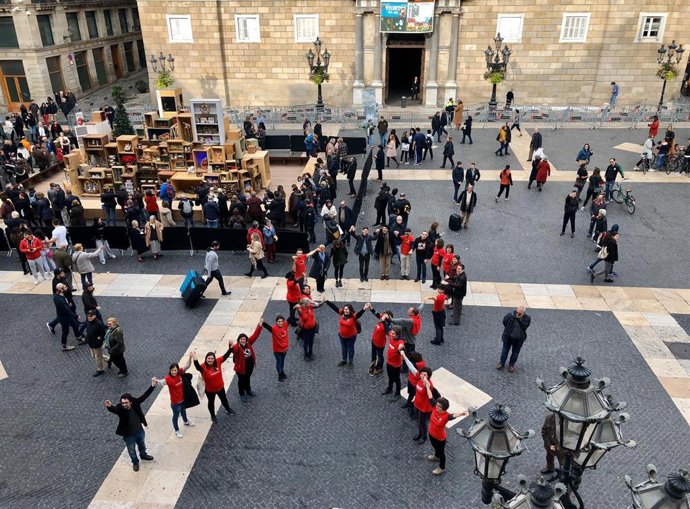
[104,10,114,37]
[132,8,141,31]
[74,51,92,91]
[37,14,55,47]
[0,17,20,48]
[294,15,319,43]
[86,11,99,39]
[66,13,82,42]
[235,15,260,43]
[92,48,108,86]
[637,13,666,42]
[496,14,524,43]
[118,8,129,34]
[559,13,590,43]
[124,41,135,72]
[0,61,30,104]
[137,39,147,68]
[46,56,65,94]
[166,15,193,43]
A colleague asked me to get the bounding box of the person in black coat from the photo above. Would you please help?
[444,264,467,325]
[451,162,464,202]
[460,116,473,144]
[560,189,579,238]
[465,164,481,188]
[412,231,433,283]
[104,380,157,471]
[375,145,385,180]
[53,282,80,351]
[373,183,389,226]
[528,128,543,161]
[457,185,478,229]
[217,192,229,227]
[345,155,358,196]
[441,137,455,169]
[337,201,353,244]
[84,310,107,376]
[528,157,541,189]
[128,220,147,262]
[350,225,374,282]
[308,244,331,293]
[498,306,531,372]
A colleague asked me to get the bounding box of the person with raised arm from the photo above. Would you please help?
[324,300,366,367]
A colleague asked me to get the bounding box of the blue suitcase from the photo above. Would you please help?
[180,270,206,308]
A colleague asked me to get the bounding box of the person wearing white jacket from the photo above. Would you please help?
[72,243,102,288]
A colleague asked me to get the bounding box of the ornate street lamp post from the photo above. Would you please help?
[625,465,690,509]
[149,51,175,73]
[656,40,685,112]
[493,476,567,509]
[484,33,512,111]
[305,37,331,110]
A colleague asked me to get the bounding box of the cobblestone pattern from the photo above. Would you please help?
[178,302,690,509]
[0,295,212,508]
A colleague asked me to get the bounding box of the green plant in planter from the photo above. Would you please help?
[135,79,149,93]
[111,85,134,137]
[483,70,506,84]
[656,62,679,81]
[309,67,330,85]
[156,70,175,89]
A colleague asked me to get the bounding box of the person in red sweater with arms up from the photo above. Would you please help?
[156,353,196,438]
[261,316,290,381]
[325,300,366,367]
[367,307,393,376]
[295,297,324,361]
[380,328,405,401]
[427,397,468,475]
[428,286,447,345]
[285,271,304,326]
[291,246,320,284]
[230,322,263,402]
[192,349,236,424]
[402,350,438,444]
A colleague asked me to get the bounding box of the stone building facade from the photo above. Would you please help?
[0,0,145,112]
[137,0,689,108]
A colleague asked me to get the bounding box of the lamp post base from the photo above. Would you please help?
[316,83,324,111]
[657,79,668,113]
[488,82,498,120]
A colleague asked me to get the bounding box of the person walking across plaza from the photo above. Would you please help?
[84,310,107,377]
[230,323,263,401]
[325,300,365,367]
[581,168,603,209]
[441,136,455,168]
[52,283,80,351]
[604,158,624,202]
[193,349,236,423]
[92,217,117,265]
[536,157,551,192]
[527,128,543,161]
[495,125,508,156]
[465,163,481,188]
[560,189,579,238]
[540,413,564,476]
[72,243,102,288]
[427,397,468,476]
[460,115,472,144]
[510,109,522,135]
[104,379,157,471]
[386,131,400,169]
[261,316,291,382]
[19,229,49,284]
[245,232,269,278]
[204,240,231,295]
[457,184,477,229]
[591,231,620,284]
[496,165,513,202]
[156,353,197,437]
[451,162,464,202]
[497,306,531,373]
[105,317,128,377]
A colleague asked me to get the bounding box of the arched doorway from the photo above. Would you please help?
[385,34,425,105]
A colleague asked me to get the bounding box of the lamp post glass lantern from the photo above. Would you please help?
[305,37,331,110]
[625,465,690,509]
[493,476,567,509]
[150,52,175,73]
[656,40,685,111]
[484,33,512,110]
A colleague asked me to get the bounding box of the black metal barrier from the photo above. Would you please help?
[64,226,131,250]
[264,135,291,150]
[351,149,373,224]
[343,136,367,156]
[190,227,308,253]
[0,229,10,252]
[161,227,193,251]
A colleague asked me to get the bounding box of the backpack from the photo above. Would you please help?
[166,186,175,199]
[182,199,193,215]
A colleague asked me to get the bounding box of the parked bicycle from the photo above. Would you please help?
[611,182,636,214]
[637,152,655,174]
[664,148,684,174]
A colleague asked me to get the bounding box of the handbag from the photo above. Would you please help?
[295,326,303,338]
[597,245,608,260]
[196,376,206,400]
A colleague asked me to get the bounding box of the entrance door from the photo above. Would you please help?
[110,44,123,79]
[386,47,423,105]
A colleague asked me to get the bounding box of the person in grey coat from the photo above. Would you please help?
[497,306,532,373]
[204,241,230,295]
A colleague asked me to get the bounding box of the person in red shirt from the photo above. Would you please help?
[401,351,424,419]
[399,228,415,280]
[403,351,438,444]
[301,284,314,300]
[295,298,324,361]
[247,221,264,248]
[325,300,366,366]
[367,307,392,376]
[285,271,304,326]
[193,349,236,423]
[430,238,444,289]
[144,189,159,218]
[19,230,49,284]
[381,329,405,401]
[441,244,455,278]
[230,322,262,402]
[428,397,468,475]
[261,316,290,381]
[428,287,447,345]
[292,249,307,281]
[156,353,196,437]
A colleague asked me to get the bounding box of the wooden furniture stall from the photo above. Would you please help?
[240,150,271,189]
[82,134,109,167]
[156,88,184,119]
[190,99,227,145]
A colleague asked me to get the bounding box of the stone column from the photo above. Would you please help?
[424,14,440,107]
[352,12,365,106]
[443,12,460,103]
[371,14,384,104]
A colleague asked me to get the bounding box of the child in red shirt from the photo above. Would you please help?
[428,397,468,475]
[428,287,447,345]
[399,228,415,280]
[261,316,290,381]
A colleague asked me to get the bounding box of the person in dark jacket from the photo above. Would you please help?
[444,264,467,325]
[69,202,86,226]
[128,220,147,262]
[460,115,473,144]
[330,236,349,288]
[345,156,358,196]
[465,163,481,188]
[52,282,79,351]
[375,144,385,181]
[104,380,157,471]
[217,191,229,227]
[84,310,107,376]
[457,185,477,229]
[581,168,603,208]
[412,231,433,283]
[350,225,374,282]
[451,162,464,202]
[497,306,531,372]
[106,317,128,377]
[540,413,564,475]
[528,128,543,161]
[560,189,579,238]
[337,201,353,244]
[203,199,220,228]
[100,187,117,226]
[591,232,619,283]
[441,136,455,168]
[308,244,331,293]
[374,182,390,226]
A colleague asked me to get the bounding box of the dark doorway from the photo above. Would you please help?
[681,60,690,97]
[386,47,423,105]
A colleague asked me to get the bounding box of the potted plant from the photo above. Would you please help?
[135,79,149,93]
[156,70,175,89]
[656,62,679,81]
[483,70,506,84]
[309,67,330,85]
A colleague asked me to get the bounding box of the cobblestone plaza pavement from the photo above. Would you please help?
[0,127,689,508]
